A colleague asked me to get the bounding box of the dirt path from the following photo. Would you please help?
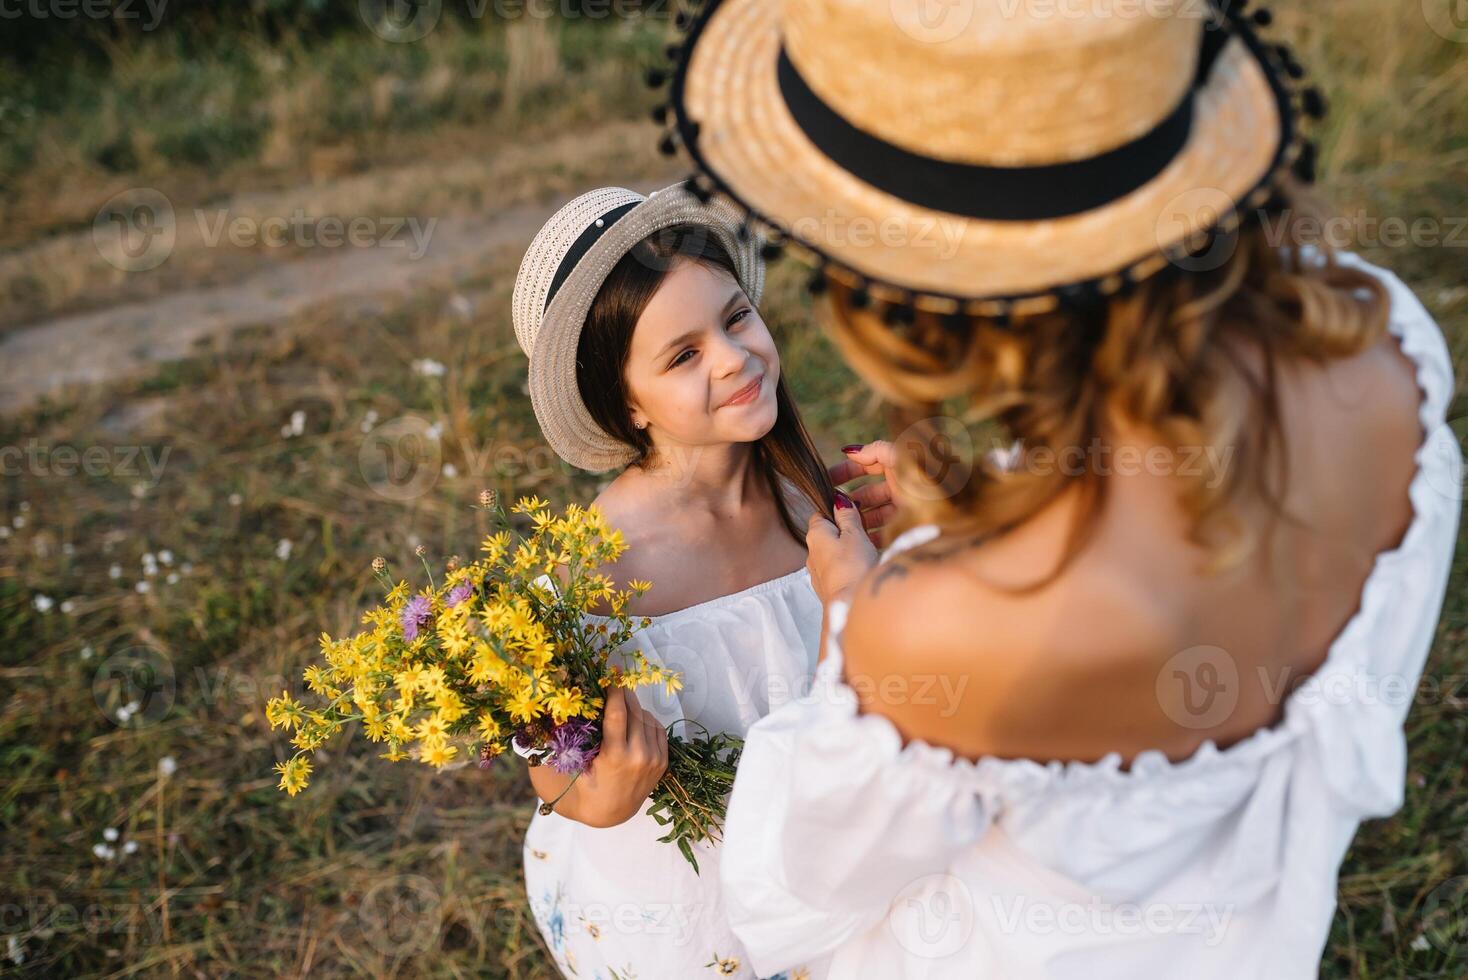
[0,174,675,416]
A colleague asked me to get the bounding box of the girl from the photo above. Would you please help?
[508,183,888,979]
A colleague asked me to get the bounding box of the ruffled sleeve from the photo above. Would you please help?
[1292,252,1463,818]
[719,527,993,976]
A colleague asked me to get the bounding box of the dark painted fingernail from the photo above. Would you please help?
[841,444,864,454]
[833,490,855,510]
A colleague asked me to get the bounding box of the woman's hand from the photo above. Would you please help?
[806,492,880,608]
[530,686,668,829]
[828,440,901,544]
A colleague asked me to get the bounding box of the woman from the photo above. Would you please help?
[509,183,888,979]
[656,1,1462,977]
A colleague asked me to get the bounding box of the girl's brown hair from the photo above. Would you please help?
[576,223,835,544]
[824,179,1390,587]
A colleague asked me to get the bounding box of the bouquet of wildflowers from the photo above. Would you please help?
[265,490,742,870]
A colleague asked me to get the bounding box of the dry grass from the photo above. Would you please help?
[1,2,1464,977]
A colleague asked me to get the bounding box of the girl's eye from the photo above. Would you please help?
[671,349,696,368]
[728,308,751,328]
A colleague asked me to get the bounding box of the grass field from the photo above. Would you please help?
[1,2,1465,977]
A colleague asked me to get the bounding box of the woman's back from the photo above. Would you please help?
[718,254,1461,978]
[842,259,1432,765]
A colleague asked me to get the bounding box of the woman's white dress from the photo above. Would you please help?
[718,253,1463,979]
[523,565,825,980]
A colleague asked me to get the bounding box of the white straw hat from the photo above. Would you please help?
[648,0,1323,317]
[512,183,766,472]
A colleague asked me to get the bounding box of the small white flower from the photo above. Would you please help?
[80,644,94,660]
[123,840,139,855]
[62,542,75,556]
[7,935,22,965]
[116,706,132,722]
[60,599,76,614]
[290,410,306,436]
[158,550,173,565]
[92,842,116,860]
[1410,935,1430,952]
[449,294,474,320]
[365,409,379,424]
[18,501,29,512]
[32,594,53,613]
[12,514,25,528]
[109,563,122,579]
[275,538,293,560]
[412,358,446,378]
[131,483,147,499]
[134,581,150,594]
[103,827,119,842]
[228,493,242,507]
[425,421,444,441]
[280,423,293,438]
[441,462,458,478]
[166,572,180,585]
[158,756,177,778]
[0,526,9,539]
[143,552,155,564]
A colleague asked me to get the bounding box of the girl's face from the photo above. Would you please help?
[622,259,780,454]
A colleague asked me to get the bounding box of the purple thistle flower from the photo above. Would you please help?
[445,582,474,608]
[399,595,432,642]
[545,718,600,776]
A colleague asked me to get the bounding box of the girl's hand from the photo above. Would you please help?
[828,440,901,544]
[533,687,668,829]
[806,492,880,608]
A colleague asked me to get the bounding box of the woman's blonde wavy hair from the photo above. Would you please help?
[824,179,1390,589]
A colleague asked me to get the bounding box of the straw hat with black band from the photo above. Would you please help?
[644,0,1325,321]
[512,183,765,473]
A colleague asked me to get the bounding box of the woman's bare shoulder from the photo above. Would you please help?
[838,524,1181,761]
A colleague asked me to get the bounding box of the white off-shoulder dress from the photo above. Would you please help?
[523,565,825,980]
[719,253,1463,979]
